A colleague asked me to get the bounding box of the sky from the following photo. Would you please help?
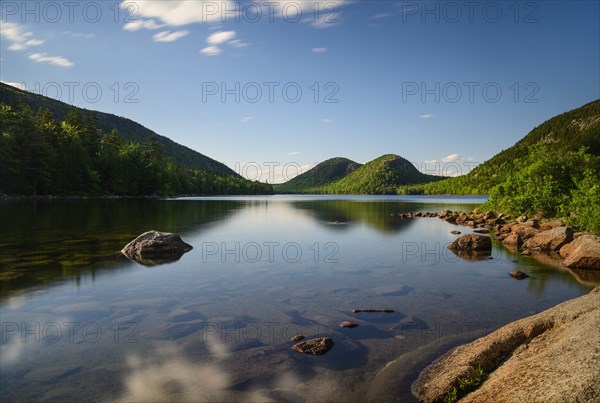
[1,0,599,183]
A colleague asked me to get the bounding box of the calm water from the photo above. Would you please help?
[0,196,593,402]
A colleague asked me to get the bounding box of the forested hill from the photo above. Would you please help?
[0,89,272,196]
[276,154,442,194]
[412,99,600,195]
[0,82,237,176]
[274,157,362,193]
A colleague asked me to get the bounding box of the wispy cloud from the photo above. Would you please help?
[420,114,433,119]
[63,31,96,39]
[228,39,249,48]
[207,31,236,45]
[288,151,301,155]
[241,116,252,123]
[368,13,393,20]
[321,118,332,124]
[29,53,74,68]
[311,47,328,53]
[442,153,461,162]
[0,22,44,51]
[123,18,164,31]
[200,46,222,56]
[201,31,242,56]
[153,30,189,42]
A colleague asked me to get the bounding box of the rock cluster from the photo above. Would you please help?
[493,218,600,270]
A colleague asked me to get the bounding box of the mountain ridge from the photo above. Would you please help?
[276,154,442,194]
[0,82,238,177]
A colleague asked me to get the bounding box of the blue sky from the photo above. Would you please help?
[1,1,599,182]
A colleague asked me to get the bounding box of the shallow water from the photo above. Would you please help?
[0,196,593,402]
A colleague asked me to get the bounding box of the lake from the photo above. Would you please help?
[0,196,593,402]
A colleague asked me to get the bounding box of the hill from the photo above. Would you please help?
[408,99,600,195]
[274,157,361,193]
[0,82,238,176]
[321,154,441,194]
[276,154,442,194]
[401,99,600,233]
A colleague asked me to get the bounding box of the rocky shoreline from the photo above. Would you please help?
[393,209,600,272]
[391,209,600,401]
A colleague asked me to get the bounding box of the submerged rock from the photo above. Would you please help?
[121,230,193,265]
[450,230,461,235]
[352,309,394,313]
[292,337,334,355]
[340,321,359,328]
[509,270,530,280]
[290,335,305,342]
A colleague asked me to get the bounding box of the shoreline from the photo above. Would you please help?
[411,286,600,402]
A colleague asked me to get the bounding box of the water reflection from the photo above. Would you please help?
[0,196,597,402]
[0,199,243,297]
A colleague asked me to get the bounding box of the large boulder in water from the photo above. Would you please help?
[121,230,193,265]
[448,234,491,252]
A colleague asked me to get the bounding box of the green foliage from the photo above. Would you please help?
[444,387,458,403]
[444,366,485,403]
[482,146,600,233]
[0,82,238,175]
[0,102,272,196]
[564,168,600,233]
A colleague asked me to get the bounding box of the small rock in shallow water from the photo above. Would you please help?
[292,337,334,355]
[340,321,359,328]
[451,230,461,235]
[290,335,305,342]
[353,309,394,313]
[509,270,530,280]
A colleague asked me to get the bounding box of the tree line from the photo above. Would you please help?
[0,103,272,196]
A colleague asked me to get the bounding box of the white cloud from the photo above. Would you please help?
[442,154,461,162]
[207,31,236,45]
[422,159,439,164]
[153,30,189,42]
[63,31,96,39]
[228,39,249,48]
[288,151,301,155]
[200,46,222,56]
[8,43,26,51]
[321,118,332,124]
[28,53,74,68]
[123,18,164,31]
[420,114,433,119]
[121,1,235,26]
[368,13,393,20]
[311,47,328,53]
[241,116,252,123]
[1,81,26,90]
[0,22,44,51]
